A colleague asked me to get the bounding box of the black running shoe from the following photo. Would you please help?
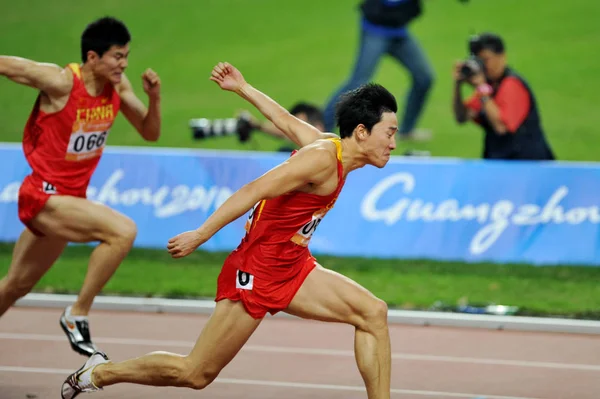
[59,307,98,357]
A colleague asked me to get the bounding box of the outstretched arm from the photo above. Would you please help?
[118,69,161,142]
[238,111,289,140]
[167,143,336,258]
[0,56,72,96]
[255,119,288,140]
[210,62,336,147]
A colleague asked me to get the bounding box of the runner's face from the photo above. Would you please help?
[96,44,130,84]
[365,112,398,168]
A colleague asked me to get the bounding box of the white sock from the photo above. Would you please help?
[79,364,102,391]
[65,306,88,322]
[77,354,111,392]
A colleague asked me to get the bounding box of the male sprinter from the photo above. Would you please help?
[0,16,161,356]
[63,62,395,399]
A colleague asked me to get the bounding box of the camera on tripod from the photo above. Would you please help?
[190,112,255,143]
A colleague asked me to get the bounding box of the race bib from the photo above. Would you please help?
[65,130,109,161]
[290,210,326,247]
[236,270,254,290]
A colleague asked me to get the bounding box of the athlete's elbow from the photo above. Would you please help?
[144,134,160,142]
[141,128,160,142]
[0,56,19,77]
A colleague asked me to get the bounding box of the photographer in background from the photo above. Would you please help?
[453,33,555,160]
[247,102,325,140]
[190,102,324,152]
[245,102,324,152]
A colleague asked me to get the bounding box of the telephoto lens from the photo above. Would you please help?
[190,118,240,140]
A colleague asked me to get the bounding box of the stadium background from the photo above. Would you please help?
[0,0,598,319]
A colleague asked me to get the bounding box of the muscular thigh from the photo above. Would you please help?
[30,195,134,243]
[284,264,380,325]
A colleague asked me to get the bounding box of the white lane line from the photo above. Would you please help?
[0,333,598,372]
[0,365,542,399]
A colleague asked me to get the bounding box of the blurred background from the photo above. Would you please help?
[1,0,599,320]
[2,0,598,157]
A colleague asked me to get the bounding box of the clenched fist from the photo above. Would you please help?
[142,68,161,97]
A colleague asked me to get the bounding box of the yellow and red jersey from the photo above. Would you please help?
[22,63,121,195]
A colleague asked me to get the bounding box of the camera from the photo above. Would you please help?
[459,32,505,80]
[459,55,484,80]
[190,112,254,142]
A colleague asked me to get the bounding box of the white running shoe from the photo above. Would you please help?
[61,351,109,399]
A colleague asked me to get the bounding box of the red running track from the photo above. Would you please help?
[1,308,599,399]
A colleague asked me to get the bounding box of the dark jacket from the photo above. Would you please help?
[360,0,422,27]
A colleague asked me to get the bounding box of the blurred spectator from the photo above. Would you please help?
[247,102,324,140]
[243,102,324,152]
[323,0,434,141]
[190,102,323,152]
[453,32,555,160]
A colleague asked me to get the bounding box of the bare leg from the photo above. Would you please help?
[31,195,137,316]
[0,228,67,316]
[285,265,391,399]
[92,299,261,389]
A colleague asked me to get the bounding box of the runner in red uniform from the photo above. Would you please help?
[63,62,396,399]
[214,135,346,318]
[0,16,161,356]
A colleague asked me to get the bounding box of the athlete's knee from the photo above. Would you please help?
[356,297,388,334]
[107,215,137,246]
[118,216,137,243]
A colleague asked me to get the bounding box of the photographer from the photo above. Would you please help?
[191,102,324,152]
[247,102,324,140]
[245,102,324,152]
[453,32,555,160]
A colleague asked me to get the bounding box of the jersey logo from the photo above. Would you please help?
[236,270,254,290]
[42,181,57,194]
[245,201,264,233]
[66,103,115,162]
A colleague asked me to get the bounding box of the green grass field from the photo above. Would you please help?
[1,0,599,159]
[1,244,599,319]
[1,1,599,318]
